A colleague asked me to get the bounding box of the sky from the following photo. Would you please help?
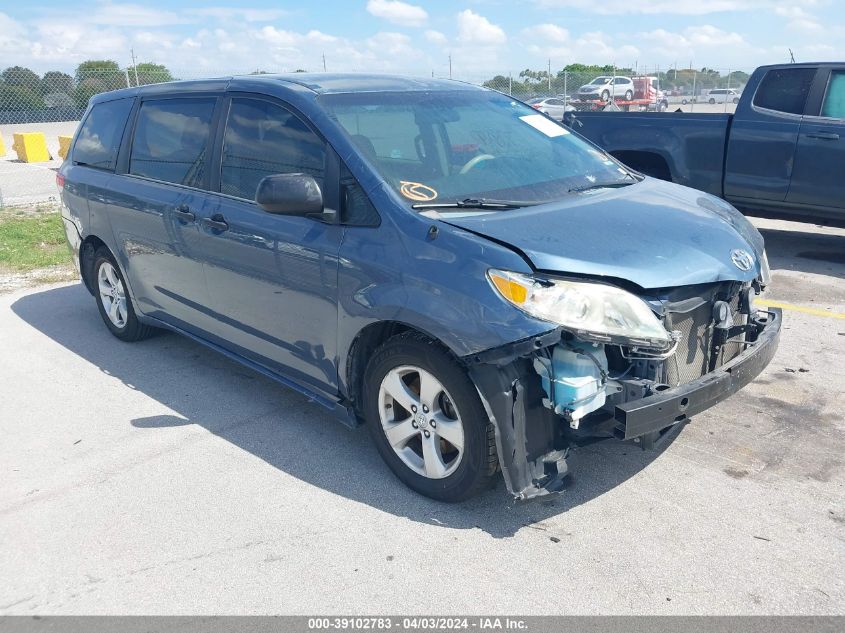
[1,0,843,79]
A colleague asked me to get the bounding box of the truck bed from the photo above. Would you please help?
[563,111,732,197]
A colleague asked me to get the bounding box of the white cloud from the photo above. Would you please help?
[534,0,769,15]
[366,0,428,27]
[189,8,289,22]
[530,23,569,43]
[424,30,448,47]
[456,10,506,46]
[775,7,823,34]
[367,32,420,59]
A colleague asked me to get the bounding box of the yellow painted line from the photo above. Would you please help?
[754,298,845,320]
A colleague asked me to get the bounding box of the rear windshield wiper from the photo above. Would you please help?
[411,198,542,210]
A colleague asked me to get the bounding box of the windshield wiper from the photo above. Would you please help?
[568,180,636,193]
[411,198,541,210]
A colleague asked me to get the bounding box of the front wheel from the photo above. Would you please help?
[733,97,740,104]
[363,333,498,502]
[93,248,155,342]
[600,90,610,102]
[709,98,716,105]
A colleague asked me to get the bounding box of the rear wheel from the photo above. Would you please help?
[363,333,498,502]
[93,248,154,342]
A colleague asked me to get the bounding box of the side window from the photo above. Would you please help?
[129,98,216,188]
[753,68,816,115]
[73,98,133,170]
[821,71,845,119]
[221,98,325,201]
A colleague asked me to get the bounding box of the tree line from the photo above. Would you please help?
[0,61,174,112]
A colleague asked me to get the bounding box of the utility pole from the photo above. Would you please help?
[322,53,327,72]
[548,58,551,91]
[130,48,139,86]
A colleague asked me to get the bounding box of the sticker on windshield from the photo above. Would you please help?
[399,181,438,202]
[519,114,570,137]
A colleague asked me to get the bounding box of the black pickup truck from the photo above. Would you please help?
[563,63,845,223]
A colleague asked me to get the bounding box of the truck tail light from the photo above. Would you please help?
[56,173,65,190]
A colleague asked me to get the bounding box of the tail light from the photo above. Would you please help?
[531,104,541,109]
[56,173,65,190]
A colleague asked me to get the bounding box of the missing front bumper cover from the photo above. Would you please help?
[467,309,781,500]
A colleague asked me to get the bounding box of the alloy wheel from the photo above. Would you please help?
[378,365,465,479]
[97,261,128,329]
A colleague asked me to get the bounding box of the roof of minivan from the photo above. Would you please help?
[88,73,486,106]
[240,73,485,94]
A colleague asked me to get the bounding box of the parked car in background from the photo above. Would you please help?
[564,62,845,223]
[577,76,635,101]
[59,73,779,502]
[707,88,741,104]
[526,96,574,120]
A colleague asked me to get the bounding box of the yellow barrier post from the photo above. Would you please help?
[12,132,51,163]
[0,134,6,157]
[58,135,73,160]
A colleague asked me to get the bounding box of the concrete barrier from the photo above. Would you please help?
[12,132,51,163]
[58,135,73,160]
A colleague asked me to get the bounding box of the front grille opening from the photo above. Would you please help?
[662,291,748,387]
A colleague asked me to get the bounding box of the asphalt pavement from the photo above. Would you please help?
[0,217,843,615]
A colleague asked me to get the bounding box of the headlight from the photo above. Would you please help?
[487,269,673,350]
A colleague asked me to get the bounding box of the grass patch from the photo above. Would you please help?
[0,210,71,272]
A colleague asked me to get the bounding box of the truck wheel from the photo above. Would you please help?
[709,98,716,105]
[624,90,633,101]
[93,248,155,342]
[363,332,498,502]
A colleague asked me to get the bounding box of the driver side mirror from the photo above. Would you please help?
[256,173,323,217]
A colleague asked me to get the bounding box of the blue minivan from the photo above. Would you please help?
[59,74,781,501]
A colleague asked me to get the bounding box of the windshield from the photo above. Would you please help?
[590,77,610,85]
[320,90,633,206]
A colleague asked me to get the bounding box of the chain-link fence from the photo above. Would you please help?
[0,64,751,208]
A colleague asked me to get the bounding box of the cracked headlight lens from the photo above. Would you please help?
[488,269,673,350]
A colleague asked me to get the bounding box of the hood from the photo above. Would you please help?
[440,178,765,290]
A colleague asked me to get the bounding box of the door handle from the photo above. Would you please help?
[173,204,196,222]
[806,131,840,140]
[202,213,229,232]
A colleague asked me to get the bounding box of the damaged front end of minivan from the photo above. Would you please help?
[465,271,781,500]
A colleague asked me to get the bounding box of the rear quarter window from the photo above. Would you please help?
[753,68,816,115]
[73,98,133,171]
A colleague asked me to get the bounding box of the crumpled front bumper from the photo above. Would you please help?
[467,308,782,500]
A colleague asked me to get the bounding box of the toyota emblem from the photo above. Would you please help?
[730,249,754,271]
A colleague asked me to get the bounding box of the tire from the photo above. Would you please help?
[624,90,633,101]
[733,98,740,104]
[681,99,688,105]
[709,98,716,105]
[600,90,610,102]
[93,248,155,342]
[363,332,498,502]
